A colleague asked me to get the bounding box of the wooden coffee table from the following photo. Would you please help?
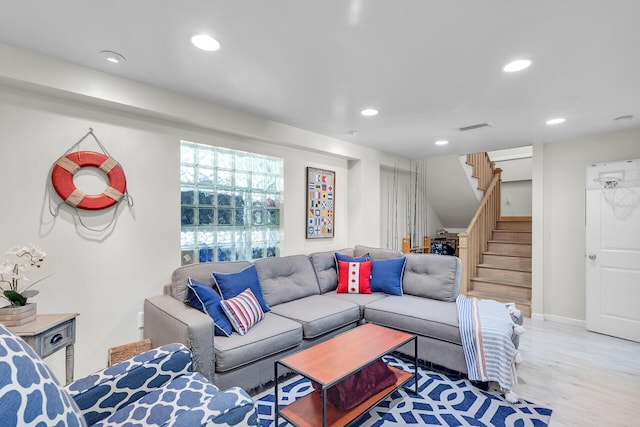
[274,323,418,427]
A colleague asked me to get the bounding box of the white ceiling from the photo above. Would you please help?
[1,0,639,158]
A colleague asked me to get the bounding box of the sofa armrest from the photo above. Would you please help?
[65,343,193,425]
[143,294,216,381]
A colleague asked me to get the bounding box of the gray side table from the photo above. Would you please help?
[7,313,79,384]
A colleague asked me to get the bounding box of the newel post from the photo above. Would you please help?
[457,232,469,295]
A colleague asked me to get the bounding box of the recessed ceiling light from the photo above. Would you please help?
[435,140,449,146]
[347,130,358,136]
[503,59,531,72]
[100,50,125,64]
[360,108,378,117]
[191,34,221,51]
[545,117,566,125]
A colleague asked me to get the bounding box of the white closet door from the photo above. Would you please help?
[586,160,640,342]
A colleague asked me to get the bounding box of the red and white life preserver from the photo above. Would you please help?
[51,151,127,210]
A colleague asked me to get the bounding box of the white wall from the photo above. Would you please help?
[533,128,640,322]
[0,44,405,380]
[501,180,532,216]
[494,155,532,216]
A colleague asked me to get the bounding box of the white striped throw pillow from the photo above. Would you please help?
[220,287,265,335]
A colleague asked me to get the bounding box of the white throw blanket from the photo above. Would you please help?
[456,294,523,402]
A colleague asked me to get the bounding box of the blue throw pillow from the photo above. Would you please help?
[185,278,233,336]
[370,257,407,296]
[335,252,370,275]
[335,252,370,264]
[212,265,271,313]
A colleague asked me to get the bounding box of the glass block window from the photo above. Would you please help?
[180,141,282,265]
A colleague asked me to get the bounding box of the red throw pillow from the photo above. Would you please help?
[337,260,372,294]
[312,359,398,410]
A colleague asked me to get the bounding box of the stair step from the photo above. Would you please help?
[486,241,532,256]
[476,264,531,285]
[496,219,532,231]
[492,230,532,243]
[466,290,531,317]
[482,253,531,269]
[477,263,531,272]
[470,277,532,300]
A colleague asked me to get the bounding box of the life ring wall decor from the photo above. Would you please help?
[48,128,133,233]
[51,151,127,210]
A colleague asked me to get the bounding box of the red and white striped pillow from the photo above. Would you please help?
[336,260,372,294]
[220,288,265,335]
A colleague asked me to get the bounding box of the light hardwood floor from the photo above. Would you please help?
[516,317,640,426]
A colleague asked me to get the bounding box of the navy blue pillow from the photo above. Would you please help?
[212,265,270,313]
[370,257,407,296]
[185,278,233,336]
[335,252,370,264]
[335,252,370,275]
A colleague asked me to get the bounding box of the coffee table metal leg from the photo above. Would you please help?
[274,362,279,427]
[321,386,327,427]
[413,337,419,394]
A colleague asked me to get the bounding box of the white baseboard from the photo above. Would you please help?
[530,312,586,328]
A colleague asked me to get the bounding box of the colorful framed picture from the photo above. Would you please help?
[306,167,335,239]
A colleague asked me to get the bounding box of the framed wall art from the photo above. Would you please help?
[306,167,335,239]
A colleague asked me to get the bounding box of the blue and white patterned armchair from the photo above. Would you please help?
[0,323,257,427]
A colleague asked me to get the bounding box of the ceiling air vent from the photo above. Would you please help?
[459,122,492,132]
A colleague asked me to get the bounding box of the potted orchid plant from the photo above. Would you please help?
[0,243,48,306]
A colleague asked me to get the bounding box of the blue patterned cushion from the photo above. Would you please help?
[0,323,87,427]
[212,265,271,313]
[92,372,257,427]
[370,257,407,296]
[66,343,193,425]
[185,277,233,336]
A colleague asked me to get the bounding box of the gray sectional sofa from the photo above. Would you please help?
[144,245,521,392]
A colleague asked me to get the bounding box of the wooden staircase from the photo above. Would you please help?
[467,216,532,316]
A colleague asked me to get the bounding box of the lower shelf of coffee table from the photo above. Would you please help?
[279,366,412,427]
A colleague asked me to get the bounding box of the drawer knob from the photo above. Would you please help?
[50,333,63,344]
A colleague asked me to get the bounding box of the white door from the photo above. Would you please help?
[586,160,640,343]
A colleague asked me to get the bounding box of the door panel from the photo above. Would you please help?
[586,160,640,343]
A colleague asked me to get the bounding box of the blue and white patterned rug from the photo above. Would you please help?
[254,356,552,426]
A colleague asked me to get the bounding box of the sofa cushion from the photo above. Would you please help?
[212,265,271,313]
[354,245,403,260]
[220,288,265,336]
[321,291,388,318]
[364,295,461,345]
[370,257,407,296]
[402,254,462,302]
[254,255,320,307]
[270,295,360,339]
[309,248,354,293]
[185,278,233,336]
[171,261,252,302]
[214,313,302,373]
[337,260,372,294]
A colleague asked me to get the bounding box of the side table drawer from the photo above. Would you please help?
[35,319,75,358]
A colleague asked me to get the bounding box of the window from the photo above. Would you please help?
[180,141,282,265]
